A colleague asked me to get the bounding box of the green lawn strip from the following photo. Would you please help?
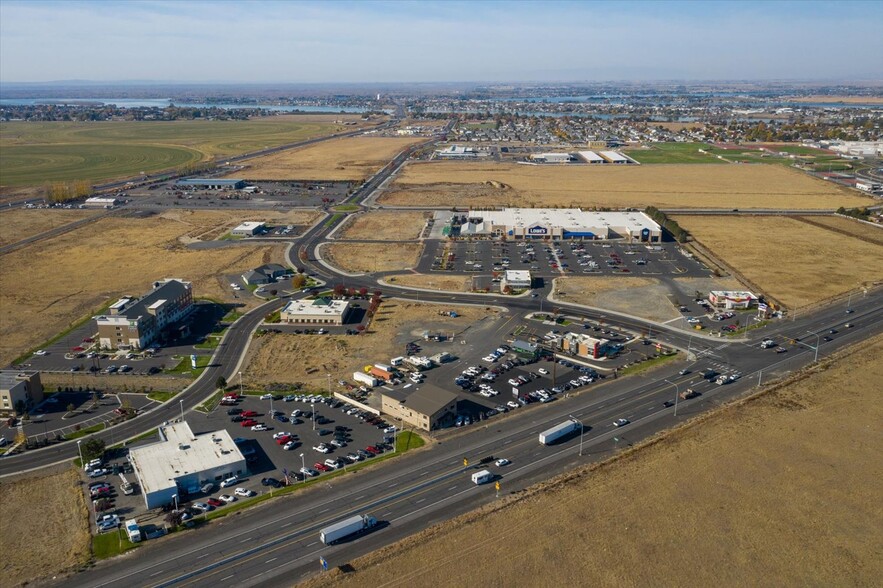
[195,391,224,413]
[332,204,359,212]
[65,423,106,440]
[147,391,177,402]
[223,310,244,322]
[324,213,344,228]
[263,310,281,324]
[624,143,722,164]
[92,531,140,560]
[194,335,222,350]
[11,302,111,366]
[200,431,425,524]
[110,428,159,450]
[619,352,679,376]
[165,354,212,376]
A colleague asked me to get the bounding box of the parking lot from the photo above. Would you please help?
[127,180,354,211]
[418,239,709,280]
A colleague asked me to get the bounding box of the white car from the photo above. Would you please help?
[495,458,510,467]
[259,393,273,400]
[192,502,212,512]
[506,401,519,409]
[220,476,239,488]
[272,431,291,440]
[613,418,630,427]
[537,368,549,375]
[234,487,254,497]
[218,494,236,503]
[313,444,331,453]
[34,350,48,356]
[251,424,268,431]
[283,440,298,450]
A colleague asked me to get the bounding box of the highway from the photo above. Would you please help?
[57,292,883,588]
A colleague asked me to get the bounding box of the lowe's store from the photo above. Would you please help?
[449,208,661,241]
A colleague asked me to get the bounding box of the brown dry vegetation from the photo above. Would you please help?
[649,121,706,131]
[553,276,679,322]
[337,211,429,241]
[0,208,101,246]
[0,210,288,364]
[244,301,500,388]
[323,242,423,273]
[305,335,883,588]
[385,273,472,292]
[0,468,91,586]
[677,215,883,308]
[231,136,424,181]
[797,215,883,246]
[380,161,872,209]
[788,95,883,104]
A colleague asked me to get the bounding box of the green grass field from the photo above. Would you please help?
[624,143,724,164]
[0,118,354,186]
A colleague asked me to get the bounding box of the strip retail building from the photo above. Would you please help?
[445,208,661,241]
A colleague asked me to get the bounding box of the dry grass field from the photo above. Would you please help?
[0,468,91,586]
[789,95,883,104]
[0,210,288,364]
[306,335,883,588]
[797,215,883,246]
[337,211,429,241]
[0,208,101,246]
[244,301,500,388]
[553,276,679,322]
[323,242,423,273]
[677,216,883,308]
[379,161,872,209]
[385,273,472,292]
[231,136,424,181]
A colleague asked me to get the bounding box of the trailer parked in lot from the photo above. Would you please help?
[353,371,378,387]
[539,418,581,445]
[320,514,378,545]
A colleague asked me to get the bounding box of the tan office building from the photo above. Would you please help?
[0,371,44,415]
[381,384,458,431]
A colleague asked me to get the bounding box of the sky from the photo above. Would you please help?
[1,0,882,84]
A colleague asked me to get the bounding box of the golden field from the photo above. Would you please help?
[337,211,429,241]
[232,136,424,181]
[0,208,101,246]
[797,215,883,246]
[306,335,883,588]
[323,242,423,274]
[677,215,883,308]
[385,273,472,292]
[379,161,872,209]
[0,210,291,364]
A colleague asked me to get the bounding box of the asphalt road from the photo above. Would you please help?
[57,292,883,588]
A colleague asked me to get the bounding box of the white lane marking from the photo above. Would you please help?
[239,537,252,543]
[416,498,426,504]
[266,558,277,563]
[307,541,318,547]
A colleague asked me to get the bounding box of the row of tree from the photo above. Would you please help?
[44,180,92,203]
[644,206,689,243]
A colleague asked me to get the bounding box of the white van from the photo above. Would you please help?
[471,470,493,485]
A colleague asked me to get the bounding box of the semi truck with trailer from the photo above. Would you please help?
[353,371,379,387]
[320,514,378,545]
[538,418,581,445]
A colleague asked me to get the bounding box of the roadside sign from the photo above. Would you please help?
[495,481,501,491]
[463,458,469,467]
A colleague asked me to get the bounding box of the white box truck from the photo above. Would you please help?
[125,520,141,543]
[539,418,581,445]
[353,371,378,387]
[471,470,493,485]
[320,514,378,545]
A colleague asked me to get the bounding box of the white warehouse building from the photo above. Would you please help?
[453,208,661,242]
[128,421,246,509]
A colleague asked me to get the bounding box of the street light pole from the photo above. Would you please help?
[179,399,184,423]
[238,371,243,397]
[569,414,584,456]
[807,331,820,362]
[664,378,679,417]
[172,493,178,512]
[299,453,306,483]
[77,439,84,469]
[327,373,331,399]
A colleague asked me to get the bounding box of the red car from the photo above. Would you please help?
[314,462,332,472]
[364,446,378,456]
[206,498,224,508]
[241,410,258,417]
[240,419,257,427]
[276,435,292,445]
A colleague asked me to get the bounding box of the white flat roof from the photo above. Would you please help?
[282,298,351,317]
[129,422,244,496]
[578,150,605,162]
[600,151,629,162]
[233,221,265,232]
[466,208,660,234]
[505,270,531,281]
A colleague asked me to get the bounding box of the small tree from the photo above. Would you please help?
[81,437,106,462]
[291,274,306,289]
[165,509,184,528]
[216,376,227,390]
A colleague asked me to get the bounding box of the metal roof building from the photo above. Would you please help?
[577,150,605,164]
[380,384,458,431]
[457,208,661,242]
[176,178,246,189]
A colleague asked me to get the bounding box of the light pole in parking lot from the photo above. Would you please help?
[179,399,184,423]
[238,371,243,397]
[569,414,584,456]
[299,453,306,483]
[77,439,84,469]
[664,378,679,416]
[172,493,178,512]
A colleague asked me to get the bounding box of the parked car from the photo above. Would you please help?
[219,476,239,488]
[234,488,255,497]
[283,440,298,451]
[206,498,224,508]
[251,424,268,432]
[241,410,258,417]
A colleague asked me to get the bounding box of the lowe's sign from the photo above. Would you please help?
[528,226,548,235]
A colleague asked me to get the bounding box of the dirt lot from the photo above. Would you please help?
[0,210,288,364]
[789,95,883,104]
[231,136,424,181]
[0,208,103,247]
[385,273,472,292]
[676,215,883,309]
[322,242,423,273]
[244,301,501,388]
[796,215,883,246]
[0,468,91,586]
[337,211,429,241]
[552,276,679,322]
[379,161,872,210]
[306,335,883,588]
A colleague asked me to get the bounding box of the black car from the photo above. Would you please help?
[227,408,242,415]
[317,428,332,436]
[230,415,243,422]
[261,477,283,488]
